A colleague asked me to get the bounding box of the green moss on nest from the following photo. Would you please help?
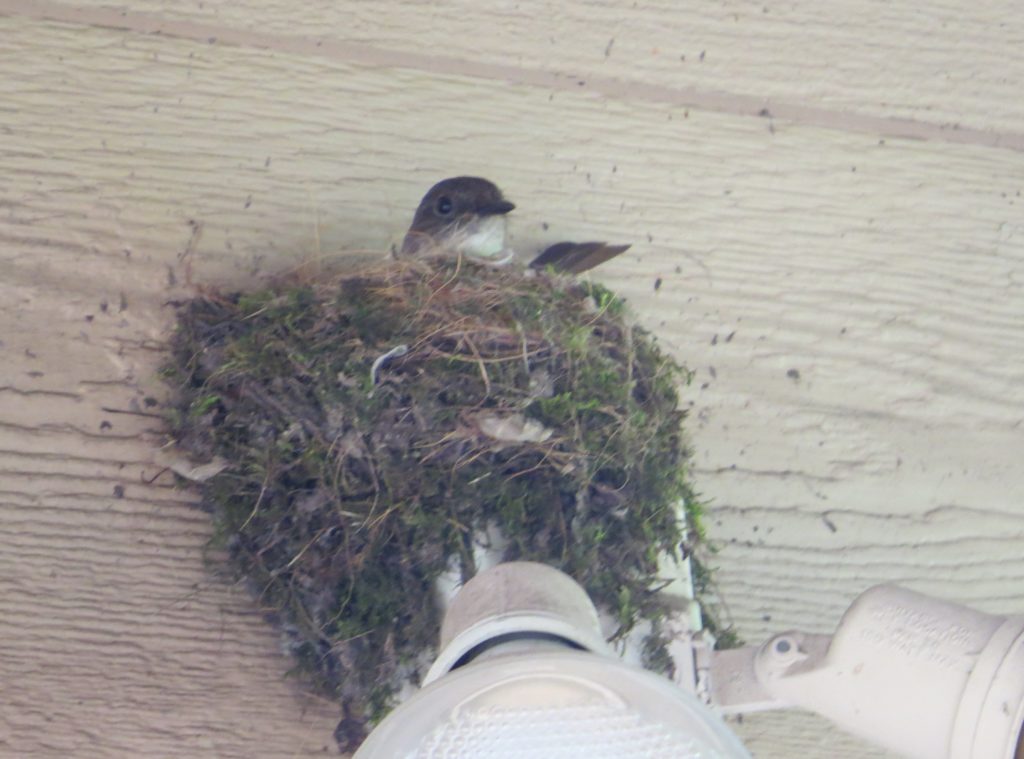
[165,256,704,748]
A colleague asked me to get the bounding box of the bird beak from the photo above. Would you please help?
[478,200,515,216]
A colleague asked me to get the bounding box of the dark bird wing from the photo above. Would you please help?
[529,241,631,275]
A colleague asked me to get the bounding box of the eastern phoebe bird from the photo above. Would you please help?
[401,176,629,275]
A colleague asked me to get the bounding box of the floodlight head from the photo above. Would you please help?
[709,584,1024,759]
[355,562,751,758]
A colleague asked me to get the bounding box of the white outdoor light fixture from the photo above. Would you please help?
[708,583,1024,759]
[354,562,1024,759]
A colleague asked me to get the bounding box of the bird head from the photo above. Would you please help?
[402,176,516,258]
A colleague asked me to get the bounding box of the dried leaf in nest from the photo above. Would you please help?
[473,412,553,443]
[163,255,699,747]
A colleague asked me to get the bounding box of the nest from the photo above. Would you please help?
[164,255,700,750]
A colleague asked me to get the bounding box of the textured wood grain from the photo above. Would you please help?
[1,4,1022,758]
[9,0,1024,143]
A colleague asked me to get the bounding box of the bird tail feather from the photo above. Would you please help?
[529,241,631,274]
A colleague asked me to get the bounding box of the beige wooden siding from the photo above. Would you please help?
[1,2,1021,757]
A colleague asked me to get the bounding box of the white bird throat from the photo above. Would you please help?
[451,215,513,263]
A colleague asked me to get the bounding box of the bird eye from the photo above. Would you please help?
[435,196,454,216]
